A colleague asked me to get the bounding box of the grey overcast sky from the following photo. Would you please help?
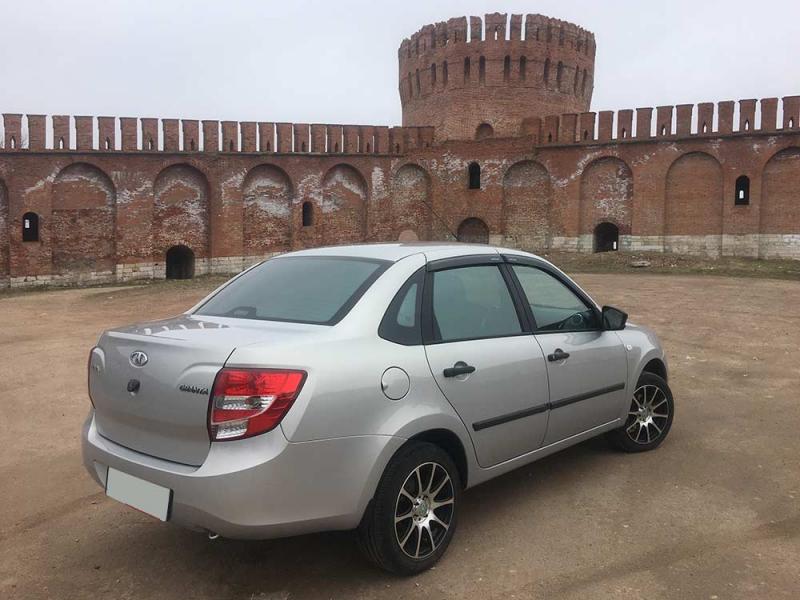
[1,0,799,125]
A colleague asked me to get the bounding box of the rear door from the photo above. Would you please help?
[422,256,550,468]
[506,260,628,444]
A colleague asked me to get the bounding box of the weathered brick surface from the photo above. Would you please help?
[0,12,799,288]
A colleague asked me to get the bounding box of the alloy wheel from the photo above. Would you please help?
[394,462,454,559]
[625,384,670,445]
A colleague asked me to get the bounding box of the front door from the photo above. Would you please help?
[508,263,628,444]
[423,261,550,467]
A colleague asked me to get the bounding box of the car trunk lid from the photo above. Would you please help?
[89,315,313,466]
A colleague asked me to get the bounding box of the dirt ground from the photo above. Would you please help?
[1,272,798,600]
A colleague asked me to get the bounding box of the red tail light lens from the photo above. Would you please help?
[208,368,306,441]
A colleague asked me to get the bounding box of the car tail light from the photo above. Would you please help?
[208,368,306,441]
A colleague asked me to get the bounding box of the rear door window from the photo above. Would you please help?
[429,265,522,343]
[196,256,389,325]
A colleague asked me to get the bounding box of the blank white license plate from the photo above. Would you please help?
[106,467,172,521]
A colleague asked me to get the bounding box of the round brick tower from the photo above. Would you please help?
[399,13,595,142]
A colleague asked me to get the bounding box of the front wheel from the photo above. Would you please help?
[357,441,460,575]
[607,371,674,452]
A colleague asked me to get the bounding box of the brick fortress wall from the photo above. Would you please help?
[0,13,798,287]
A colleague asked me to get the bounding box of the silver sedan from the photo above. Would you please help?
[82,243,674,574]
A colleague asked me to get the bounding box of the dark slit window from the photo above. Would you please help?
[302,201,314,226]
[22,212,40,242]
[468,162,481,189]
[735,175,750,205]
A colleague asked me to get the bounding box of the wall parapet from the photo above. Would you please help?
[0,114,435,155]
[534,95,800,145]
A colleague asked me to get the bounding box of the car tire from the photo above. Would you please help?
[357,441,461,575]
[607,371,674,452]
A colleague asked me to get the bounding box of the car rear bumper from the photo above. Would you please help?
[81,411,404,539]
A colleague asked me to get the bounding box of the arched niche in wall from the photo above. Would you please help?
[52,163,116,274]
[242,164,293,257]
[457,217,489,244]
[760,147,800,257]
[320,164,367,245]
[502,160,552,251]
[391,164,432,242]
[665,152,723,257]
[579,157,633,241]
[153,164,210,260]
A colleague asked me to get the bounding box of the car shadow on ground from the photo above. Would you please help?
[69,437,616,598]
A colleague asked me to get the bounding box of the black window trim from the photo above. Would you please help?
[421,258,531,345]
[501,254,604,334]
[378,266,426,346]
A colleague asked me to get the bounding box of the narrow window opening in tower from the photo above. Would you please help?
[519,56,527,81]
[548,133,553,143]
[661,125,667,136]
[556,61,564,89]
[407,73,412,98]
[479,56,486,84]
[266,141,271,152]
[190,139,196,151]
[302,201,314,226]
[443,61,448,85]
[503,55,510,82]
[395,143,400,153]
[468,162,481,189]
[583,130,589,140]
[431,63,437,87]
[621,128,627,139]
[577,39,582,52]
[464,57,471,82]
[546,25,552,42]
[366,142,371,153]
[59,137,65,149]
[10,136,16,149]
[789,118,795,128]
[334,142,339,153]
[415,69,420,95]
[581,69,587,95]
[702,122,708,134]
[734,175,750,205]
[744,119,750,131]
[494,27,499,40]
[544,58,550,84]
[559,27,564,46]
[573,68,579,93]
[301,141,306,152]
[105,137,111,150]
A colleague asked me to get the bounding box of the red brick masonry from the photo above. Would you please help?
[1,13,799,286]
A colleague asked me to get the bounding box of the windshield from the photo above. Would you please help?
[195,256,390,325]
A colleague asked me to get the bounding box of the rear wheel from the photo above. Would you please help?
[607,371,674,452]
[358,441,460,575]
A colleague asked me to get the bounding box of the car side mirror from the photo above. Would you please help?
[602,306,628,331]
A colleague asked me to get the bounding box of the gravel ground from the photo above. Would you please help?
[1,272,798,600]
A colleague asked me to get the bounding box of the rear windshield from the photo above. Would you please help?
[195,256,390,325]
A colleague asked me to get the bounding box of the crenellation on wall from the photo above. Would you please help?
[240,122,257,152]
[739,99,756,132]
[656,106,673,137]
[760,98,778,132]
[98,116,116,151]
[718,101,734,134]
[28,114,46,150]
[120,117,137,151]
[53,115,71,150]
[783,96,800,129]
[141,118,158,151]
[202,120,220,152]
[163,119,179,151]
[182,119,199,151]
[75,116,93,150]
[3,114,22,150]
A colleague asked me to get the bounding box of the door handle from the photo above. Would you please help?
[547,348,570,362]
[443,362,476,377]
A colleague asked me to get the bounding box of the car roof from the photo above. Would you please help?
[279,242,545,264]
